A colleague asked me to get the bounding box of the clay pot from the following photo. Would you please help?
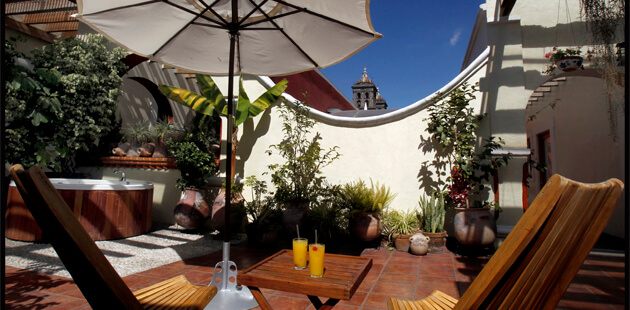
[409,232,430,256]
[174,188,210,229]
[152,140,169,158]
[138,143,155,157]
[393,233,413,252]
[112,142,130,156]
[211,189,247,233]
[423,231,447,253]
[453,207,496,246]
[349,212,383,241]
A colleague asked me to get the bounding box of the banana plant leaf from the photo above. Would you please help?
[158,74,288,128]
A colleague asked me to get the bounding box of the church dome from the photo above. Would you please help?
[356,67,373,84]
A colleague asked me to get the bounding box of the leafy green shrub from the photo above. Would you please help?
[4,35,127,173]
[167,114,219,190]
[266,100,340,207]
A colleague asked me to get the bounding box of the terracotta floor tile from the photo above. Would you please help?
[415,276,461,299]
[370,281,416,298]
[362,292,395,309]
[378,272,417,284]
[381,262,419,275]
[262,294,313,310]
[338,291,368,306]
[136,265,186,279]
[123,274,165,290]
[419,265,455,279]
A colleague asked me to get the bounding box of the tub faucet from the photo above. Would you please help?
[113,170,126,181]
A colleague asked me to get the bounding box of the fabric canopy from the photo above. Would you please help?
[77,0,382,76]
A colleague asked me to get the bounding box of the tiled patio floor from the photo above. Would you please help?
[4,241,626,309]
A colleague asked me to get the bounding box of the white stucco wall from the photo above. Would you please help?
[526,73,625,236]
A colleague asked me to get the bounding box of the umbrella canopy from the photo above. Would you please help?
[76,1,381,308]
[77,0,382,76]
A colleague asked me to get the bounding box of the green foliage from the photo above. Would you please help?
[418,192,446,233]
[244,176,282,231]
[159,74,288,127]
[340,179,397,214]
[266,100,341,206]
[382,208,421,241]
[308,185,349,242]
[4,35,127,173]
[123,121,152,144]
[167,114,219,190]
[425,82,511,207]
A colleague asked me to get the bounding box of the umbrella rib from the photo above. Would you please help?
[272,0,379,37]
[243,0,318,68]
[153,1,219,57]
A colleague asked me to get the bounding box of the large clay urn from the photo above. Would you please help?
[349,212,383,241]
[211,189,246,233]
[453,207,496,246]
[174,188,210,229]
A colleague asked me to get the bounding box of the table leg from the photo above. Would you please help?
[248,286,273,310]
[307,295,340,310]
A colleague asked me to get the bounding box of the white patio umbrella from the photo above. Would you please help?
[76,1,381,308]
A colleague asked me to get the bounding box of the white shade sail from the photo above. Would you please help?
[77,0,382,76]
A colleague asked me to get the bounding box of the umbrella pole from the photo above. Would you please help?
[205,3,258,308]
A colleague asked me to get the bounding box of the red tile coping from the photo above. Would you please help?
[100,156,177,170]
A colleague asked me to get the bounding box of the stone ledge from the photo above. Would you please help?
[101,156,177,170]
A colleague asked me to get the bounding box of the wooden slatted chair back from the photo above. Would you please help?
[10,165,144,309]
[454,174,623,309]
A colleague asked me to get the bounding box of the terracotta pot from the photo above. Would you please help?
[152,140,169,158]
[393,233,413,252]
[453,207,496,246]
[211,189,247,233]
[423,231,447,253]
[138,142,155,157]
[174,188,210,229]
[349,212,383,241]
[555,56,583,72]
[112,142,130,156]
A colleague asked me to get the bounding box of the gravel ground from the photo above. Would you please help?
[4,224,235,278]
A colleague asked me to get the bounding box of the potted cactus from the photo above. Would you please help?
[418,192,447,253]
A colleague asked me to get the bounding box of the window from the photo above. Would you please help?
[537,131,552,189]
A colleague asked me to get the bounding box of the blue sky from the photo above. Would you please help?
[320,1,484,110]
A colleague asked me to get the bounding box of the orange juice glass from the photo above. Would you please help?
[292,238,308,270]
[308,243,325,277]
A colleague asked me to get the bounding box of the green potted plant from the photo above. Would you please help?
[340,179,396,241]
[244,176,282,246]
[425,83,511,246]
[167,114,219,229]
[382,208,421,252]
[266,100,340,237]
[121,121,152,157]
[418,192,447,253]
[307,185,349,248]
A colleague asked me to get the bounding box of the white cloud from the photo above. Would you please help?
[450,29,462,46]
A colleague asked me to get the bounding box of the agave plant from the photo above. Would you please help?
[418,192,446,233]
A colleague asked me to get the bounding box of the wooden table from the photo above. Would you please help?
[237,249,372,310]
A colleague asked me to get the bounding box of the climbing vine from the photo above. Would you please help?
[580,0,625,141]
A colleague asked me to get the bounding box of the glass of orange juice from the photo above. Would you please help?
[292,238,308,270]
[308,243,325,277]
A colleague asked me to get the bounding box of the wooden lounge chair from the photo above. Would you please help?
[10,164,217,310]
[388,174,623,310]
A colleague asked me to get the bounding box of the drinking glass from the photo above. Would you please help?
[308,243,325,277]
[292,238,308,270]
